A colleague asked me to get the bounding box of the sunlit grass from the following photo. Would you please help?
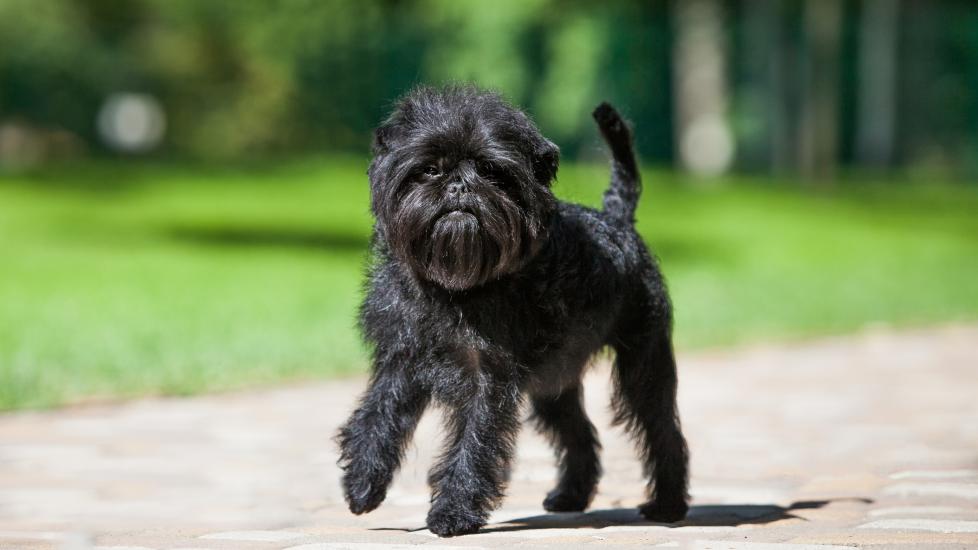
[1,158,977,409]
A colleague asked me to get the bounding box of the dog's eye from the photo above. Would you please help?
[423,165,440,177]
[475,160,493,178]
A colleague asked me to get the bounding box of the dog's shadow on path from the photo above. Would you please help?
[377,498,872,535]
[480,498,872,534]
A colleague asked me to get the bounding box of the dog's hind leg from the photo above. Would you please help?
[611,315,689,522]
[530,384,602,512]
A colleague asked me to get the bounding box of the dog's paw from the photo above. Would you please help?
[543,488,590,513]
[638,499,688,523]
[342,470,389,515]
[426,505,486,537]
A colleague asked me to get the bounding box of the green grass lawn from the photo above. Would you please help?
[1,158,977,410]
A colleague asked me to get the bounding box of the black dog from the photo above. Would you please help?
[337,85,689,537]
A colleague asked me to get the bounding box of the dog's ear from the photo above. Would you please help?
[367,126,386,182]
[372,124,392,156]
[533,139,560,185]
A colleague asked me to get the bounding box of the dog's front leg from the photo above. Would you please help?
[336,363,429,515]
[426,370,523,536]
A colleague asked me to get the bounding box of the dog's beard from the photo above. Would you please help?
[425,211,498,290]
[387,184,542,291]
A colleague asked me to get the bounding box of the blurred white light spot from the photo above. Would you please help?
[680,116,734,177]
[97,93,166,153]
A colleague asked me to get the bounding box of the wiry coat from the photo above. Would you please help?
[337,86,689,537]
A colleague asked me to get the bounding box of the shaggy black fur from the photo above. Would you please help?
[336,85,689,537]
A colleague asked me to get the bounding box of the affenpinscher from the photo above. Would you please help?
[337,85,689,536]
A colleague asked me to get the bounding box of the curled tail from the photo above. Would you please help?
[593,102,641,225]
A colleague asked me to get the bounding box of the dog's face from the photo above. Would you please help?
[368,87,559,291]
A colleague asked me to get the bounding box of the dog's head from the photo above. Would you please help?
[368,85,559,291]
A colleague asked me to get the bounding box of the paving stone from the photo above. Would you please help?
[857,519,978,533]
[687,542,857,550]
[199,530,309,542]
[882,482,978,500]
[284,545,482,550]
[889,470,978,480]
[793,531,978,546]
[867,506,967,518]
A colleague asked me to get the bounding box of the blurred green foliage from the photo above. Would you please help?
[3,0,977,174]
[1,159,977,409]
[2,0,664,159]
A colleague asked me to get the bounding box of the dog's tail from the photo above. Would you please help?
[593,102,641,225]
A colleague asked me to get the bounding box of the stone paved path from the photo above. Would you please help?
[1,325,976,549]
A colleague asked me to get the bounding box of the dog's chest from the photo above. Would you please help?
[431,291,605,383]
[435,289,563,351]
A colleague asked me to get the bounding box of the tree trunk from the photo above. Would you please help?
[856,0,900,168]
[799,0,843,181]
[671,0,734,178]
[739,0,777,172]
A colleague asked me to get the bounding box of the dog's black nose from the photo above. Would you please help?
[447,181,469,195]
